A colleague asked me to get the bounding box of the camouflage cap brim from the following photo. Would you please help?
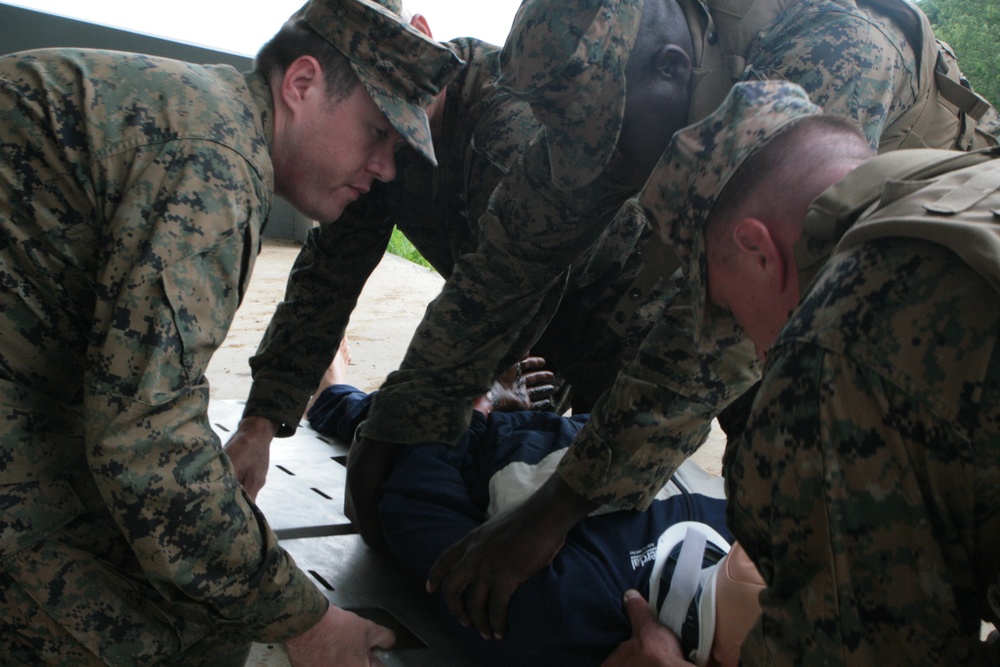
[297,0,464,164]
[499,0,643,190]
[638,80,822,347]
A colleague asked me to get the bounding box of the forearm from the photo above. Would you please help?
[363,149,634,445]
[84,153,327,638]
[361,241,570,444]
[732,344,987,665]
[245,214,391,435]
[558,300,759,509]
[749,0,917,151]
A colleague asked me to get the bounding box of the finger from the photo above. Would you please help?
[527,383,556,399]
[518,356,547,369]
[465,578,494,639]
[440,571,473,628]
[622,589,656,634]
[487,580,517,640]
[530,399,552,410]
[523,370,556,386]
[427,540,466,592]
[366,622,396,651]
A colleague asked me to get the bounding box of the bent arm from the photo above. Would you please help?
[361,141,633,446]
[84,143,326,640]
[244,190,393,436]
[559,276,760,509]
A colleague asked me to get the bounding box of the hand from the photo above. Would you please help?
[490,356,558,411]
[345,436,403,550]
[223,416,279,500]
[285,604,395,666]
[426,474,597,640]
[601,590,695,667]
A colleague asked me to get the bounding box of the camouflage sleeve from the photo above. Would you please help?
[728,239,1000,665]
[360,140,632,445]
[747,0,918,150]
[244,192,393,435]
[729,343,992,665]
[84,141,326,640]
[556,271,760,509]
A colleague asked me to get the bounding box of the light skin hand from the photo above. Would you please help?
[285,604,396,666]
[223,415,279,500]
[601,590,696,667]
[426,473,597,640]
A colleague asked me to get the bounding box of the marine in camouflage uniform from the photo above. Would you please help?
[410,0,1000,643]
[243,31,664,445]
[0,0,460,662]
[357,0,1000,463]
[647,79,1000,665]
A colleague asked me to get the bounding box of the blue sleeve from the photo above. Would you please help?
[305,384,372,441]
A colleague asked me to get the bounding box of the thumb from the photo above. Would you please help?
[366,622,396,651]
[622,589,657,632]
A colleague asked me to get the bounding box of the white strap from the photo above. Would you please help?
[656,526,708,633]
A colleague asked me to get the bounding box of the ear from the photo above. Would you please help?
[409,13,433,39]
[280,55,324,112]
[731,217,789,290]
[654,44,692,86]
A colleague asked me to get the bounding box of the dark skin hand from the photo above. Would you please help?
[490,356,558,411]
[426,473,598,639]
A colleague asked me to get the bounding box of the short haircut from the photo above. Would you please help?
[706,115,871,247]
[255,19,359,103]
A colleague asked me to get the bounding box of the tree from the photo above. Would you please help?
[917,0,1000,110]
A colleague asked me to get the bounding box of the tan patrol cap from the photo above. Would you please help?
[638,80,822,347]
[295,0,463,165]
[498,0,643,190]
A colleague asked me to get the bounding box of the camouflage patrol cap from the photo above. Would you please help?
[295,0,462,165]
[498,0,643,190]
[371,0,403,13]
[638,80,822,346]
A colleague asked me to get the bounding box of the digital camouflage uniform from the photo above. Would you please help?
[649,79,1000,664]
[245,37,658,433]
[356,0,1000,510]
[245,37,537,432]
[0,0,461,662]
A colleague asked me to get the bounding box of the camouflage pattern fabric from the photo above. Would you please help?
[498,0,644,190]
[642,81,823,348]
[245,38,658,433]
[729,232,1000,664]
[360,0,996,503]
[245,38,537,433]
[294,0,463,164]
[641,78,1000,662]
[0,49,330,662]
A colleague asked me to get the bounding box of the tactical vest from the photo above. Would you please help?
[797,146,1000,297]
[611,0,1000,336]
[706,0,1000,152]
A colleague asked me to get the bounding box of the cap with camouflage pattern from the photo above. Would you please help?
[498,0,643,191]
[295,0,463,165]
[638,80,823,346]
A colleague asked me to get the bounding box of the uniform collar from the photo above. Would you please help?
[243,70,275,152]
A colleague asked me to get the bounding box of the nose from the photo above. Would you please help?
[368,138,398,183]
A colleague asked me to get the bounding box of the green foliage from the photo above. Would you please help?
[918,0,1000,110]
[386,227,434,269]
